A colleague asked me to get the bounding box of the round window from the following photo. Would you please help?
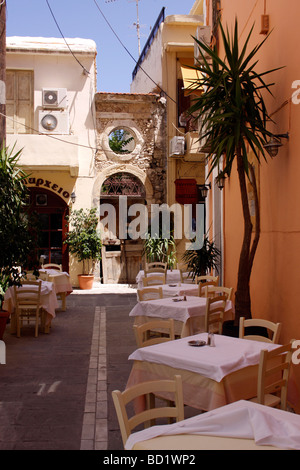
[108,127,136,155]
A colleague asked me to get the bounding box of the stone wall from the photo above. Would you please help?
[94,92,167,205]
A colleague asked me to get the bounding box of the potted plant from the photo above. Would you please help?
[143,231,177,270]
[0,144,37,339]
[65,208,102,289]
[182,234,221,281]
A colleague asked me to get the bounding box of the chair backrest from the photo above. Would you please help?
[198,280,218,296]
[14,280,42,307]
[195,275,219,285]
[24,271,37,281]
[145,262,167,274]
[42,263,62,271]
[239,317,282,344]
[137,287,163,301]
[203,285,233,300]
[205,294,227,334]
[134,319,175,348]
[112,375,184,447]
[256,341,294,410]
[142,274,166,287]
[179,269,194,284]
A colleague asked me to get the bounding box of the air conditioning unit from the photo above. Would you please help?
[194,26,212,63]
[39,110,69,135]
[42,88,68,109]
[169,136,185,157]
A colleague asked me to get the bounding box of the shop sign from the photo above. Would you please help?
[24,177,70,199]
[175,179,198,205]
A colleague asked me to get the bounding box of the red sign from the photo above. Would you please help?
[175,179,198,205]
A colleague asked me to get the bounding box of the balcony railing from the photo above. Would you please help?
[132,7,165,81]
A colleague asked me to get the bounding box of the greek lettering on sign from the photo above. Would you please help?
[25,177,70,199]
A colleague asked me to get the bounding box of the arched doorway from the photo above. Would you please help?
[27,187,69,272]
[100,172,146,284]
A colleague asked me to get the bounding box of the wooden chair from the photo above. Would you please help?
[195,275,219,285]
[197,280,218,297]
[249,341,294,410]
[145,262,167,274]
[14,280,42,338]
[137,287,163,301]
[239,317,282,344]
[142,274,166,287]
[179,269,194,284]
[134,319,175,348]
[24,271,37,281]
[42,263,62,271]
[203,285,233,300]
[112,375,184,448]
[205,294,228,334]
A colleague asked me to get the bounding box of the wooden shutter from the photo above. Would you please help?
[6,70,33,134]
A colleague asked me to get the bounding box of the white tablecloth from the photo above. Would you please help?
[139,282,199,299]
[125,400,300,450]
[129,333,279,382]
[39,269,73,295]
[130,296,213,323]
[136,269,181,289]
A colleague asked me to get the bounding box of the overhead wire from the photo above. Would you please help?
[45,0,177,103]
[45,0,90,75]
[92,0,177,104]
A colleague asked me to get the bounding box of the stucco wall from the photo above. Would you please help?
[217,0,300,401]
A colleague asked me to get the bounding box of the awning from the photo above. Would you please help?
[179,60,203,97]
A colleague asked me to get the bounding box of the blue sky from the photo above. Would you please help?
[6,0,196,93]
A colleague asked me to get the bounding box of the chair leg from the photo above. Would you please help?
[16,312,21,338]
[35,310,39,337]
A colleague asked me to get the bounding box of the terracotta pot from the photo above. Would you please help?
[0,310,10,340]
[78,274,94,290]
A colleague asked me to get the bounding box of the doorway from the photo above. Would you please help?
[100,172,146,283]
[27,187,69,272]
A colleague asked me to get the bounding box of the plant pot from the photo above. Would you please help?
[0,310,10,340]
[78,274,94,290]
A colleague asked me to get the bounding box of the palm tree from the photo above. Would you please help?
[189,19,279,325]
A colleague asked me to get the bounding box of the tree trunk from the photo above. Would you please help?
[234,152,260,326]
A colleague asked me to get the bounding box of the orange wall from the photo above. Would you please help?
[216,0,300,398]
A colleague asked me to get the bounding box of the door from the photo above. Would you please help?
[27,187,69,272]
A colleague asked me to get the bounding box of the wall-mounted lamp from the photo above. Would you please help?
[70,192,76,204]
[216,174,226,190]
[199,182,211,198]
[263,133,289,158]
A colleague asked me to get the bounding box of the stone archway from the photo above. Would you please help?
[92,163,154,208]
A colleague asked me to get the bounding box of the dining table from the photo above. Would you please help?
[130,295,234,337]
[136,269,182,289]
[127,333,299,412]
[39,268,73,311]
[139,282,199,299]
[3,280,59,334]
[125,400,300,450]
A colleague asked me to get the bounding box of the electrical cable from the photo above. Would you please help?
[92,0,177,104]
[1,111,101,152]
[45,0,90,75]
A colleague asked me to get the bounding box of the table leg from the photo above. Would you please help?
[59,292,66,311]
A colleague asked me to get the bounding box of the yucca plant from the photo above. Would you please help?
[182,235,220,281]
[0,144,37,307]
[190,19,279,324]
